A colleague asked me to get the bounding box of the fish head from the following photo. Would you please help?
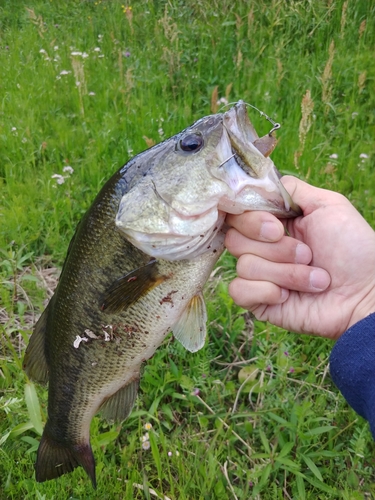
[116,101,301,260]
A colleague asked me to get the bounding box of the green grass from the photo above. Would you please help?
[1,0,375,498]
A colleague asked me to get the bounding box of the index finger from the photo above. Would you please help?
[226,211,284,242]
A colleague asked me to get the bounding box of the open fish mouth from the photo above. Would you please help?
[115,100,301,260]
[217,146,301,216]
[216,100,302,217]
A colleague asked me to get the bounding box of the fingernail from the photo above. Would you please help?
[310,270,330,291]
[295,243,311,264]
[260,222,281,241]
[280,288,289,302]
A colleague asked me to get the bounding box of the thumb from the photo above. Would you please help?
[281,176,340,216]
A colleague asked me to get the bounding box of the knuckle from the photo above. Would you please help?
[228,278,244,303]
[284,264,309,289]
[236,254,253,277]
[224,227,238,251]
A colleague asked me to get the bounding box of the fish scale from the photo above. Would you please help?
[23,101,301,487]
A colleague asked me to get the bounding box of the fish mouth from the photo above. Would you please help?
[219,100,302,217]
[115,100,302,261]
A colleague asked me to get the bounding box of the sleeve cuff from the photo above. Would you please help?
[329,312,375,440]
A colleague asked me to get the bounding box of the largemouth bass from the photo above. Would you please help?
[23,101,301,487]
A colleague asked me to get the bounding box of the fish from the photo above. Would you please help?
[23,101,301,488]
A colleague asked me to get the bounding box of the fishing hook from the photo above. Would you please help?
[218,154,236,169]
[219,101,281,136]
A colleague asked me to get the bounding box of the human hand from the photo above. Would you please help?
[225,176,375,339]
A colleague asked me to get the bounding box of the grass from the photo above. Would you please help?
[1,0,375,498]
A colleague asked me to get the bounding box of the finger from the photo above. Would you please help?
[281,176,347,217]
[226,211,284,242]
[236,254,331,292]
[225,229,312,264]
[228,277,289,309]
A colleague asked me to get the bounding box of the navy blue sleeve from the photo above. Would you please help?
[329,312,375,440]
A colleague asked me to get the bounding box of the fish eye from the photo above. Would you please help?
[178,133,204,153]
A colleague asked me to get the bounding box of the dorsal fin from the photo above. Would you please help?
[23,301,52,384]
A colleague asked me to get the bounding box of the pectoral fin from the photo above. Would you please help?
[23,302,51,384]
[100,259,166,314]
[172,292,207,353]
[99,376,140,422]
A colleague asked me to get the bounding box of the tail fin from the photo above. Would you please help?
[35,429,97,488]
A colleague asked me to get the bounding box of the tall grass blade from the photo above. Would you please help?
[24,382,43,436]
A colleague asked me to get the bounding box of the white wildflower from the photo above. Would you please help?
[51,174,65,185]
[88,92,96,96]
[63,166,74,174]
[94,47,101,52]
[82,52,89,58]
[71,51,82,56]
[142,441,150,450]
[352,112,359,119]
[140,433,149,442]
[60,70,71,76]
[98,54,104,58]
[39,49,47,54]
[359,153,369,159]
[329,153,338,159]
[76,81,81,87]
[11,127,17,132]
[54,46,59,51]
[158,127,164,137]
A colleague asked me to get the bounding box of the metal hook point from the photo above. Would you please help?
[269,123,281,136]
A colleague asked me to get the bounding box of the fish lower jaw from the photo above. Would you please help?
[217,183,294,216]
[122,216,226,261]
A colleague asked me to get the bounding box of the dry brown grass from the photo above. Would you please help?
[294,89,314,169]
[321,40,335,111]
[0,264,59,355]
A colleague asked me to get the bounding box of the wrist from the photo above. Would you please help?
[348,288,375,330]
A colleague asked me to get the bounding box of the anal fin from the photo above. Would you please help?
[23,302,51,384]
[172,292,207,353]
[99,376,140,422]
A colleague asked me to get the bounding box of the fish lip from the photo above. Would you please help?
[277,179,303,217]
[222,101,302,218]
